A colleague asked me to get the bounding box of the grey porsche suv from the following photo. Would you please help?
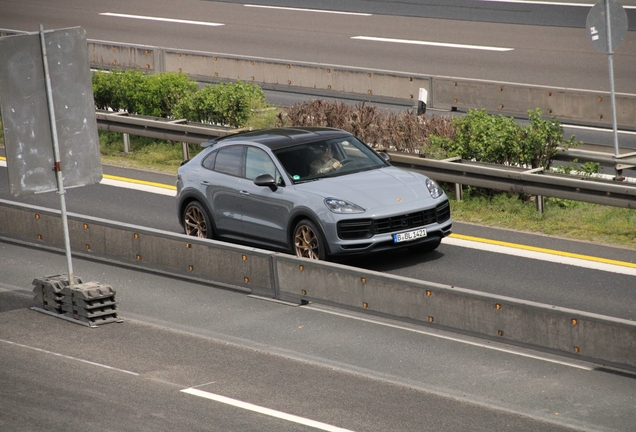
[177,127,452,260]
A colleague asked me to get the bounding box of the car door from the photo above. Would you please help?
[202,145,245,239]
[239,146,293,248]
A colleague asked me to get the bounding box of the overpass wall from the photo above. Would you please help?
[87,40,636,130]
[1,199,634,371]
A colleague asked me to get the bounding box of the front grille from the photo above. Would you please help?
[338,201,451,240]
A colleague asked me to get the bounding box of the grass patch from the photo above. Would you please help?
[449,191,636,249]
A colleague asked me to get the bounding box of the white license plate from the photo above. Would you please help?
[393,228,427,243]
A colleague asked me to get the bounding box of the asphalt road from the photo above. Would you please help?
[0,0,634,94]
[1,242,635,432]
[1,162,635,324]
[1,3,635,429]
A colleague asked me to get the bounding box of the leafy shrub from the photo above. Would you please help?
[93,69,197,117]
[93,70,264,127]
[447,108,579,170]
[173,80,266,127]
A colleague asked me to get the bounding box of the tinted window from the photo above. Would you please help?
[214,146,244,177]
[246,147,283,185]
[202,151,217,170]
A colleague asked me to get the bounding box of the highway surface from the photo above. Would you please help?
[0,0,635,94]
[1,1,636,430]
[1,160,635,321]
[1,240,636,432]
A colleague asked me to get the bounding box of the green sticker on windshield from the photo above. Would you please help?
[293,175,300,180]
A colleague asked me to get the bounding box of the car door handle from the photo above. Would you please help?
[201,181,211,186]
[239,190,250,196]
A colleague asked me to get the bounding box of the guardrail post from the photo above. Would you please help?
[123,133,130,154]
[182,142,190,161]
[455,183,463,201]
[536,195,545,214]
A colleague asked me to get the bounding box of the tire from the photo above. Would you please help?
[183,201,214,239]
[408,237,441,254]
[293,219,327,260]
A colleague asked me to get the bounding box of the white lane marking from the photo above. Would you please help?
[444,237,636,277]
[303,306,593,370]
[100,177,176,196]
[244,5,372,16]
[477,0,636,9]
[352,36,514,52]
[564,123,636,136]
[0,338,140,376]
[181,388,356,432]
[99,13,224,27]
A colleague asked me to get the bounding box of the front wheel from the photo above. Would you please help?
[293,219,327,260]
[183,201,214,239]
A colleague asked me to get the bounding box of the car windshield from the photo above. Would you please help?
[273,136,386,183]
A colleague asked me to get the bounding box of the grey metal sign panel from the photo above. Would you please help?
[587,0,629,53]
[0,27,102,196]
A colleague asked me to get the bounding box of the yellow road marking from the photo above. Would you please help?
[2,155,634,268]
[1,157,175,190]
[449,233,636,269]
[102,174,177,190]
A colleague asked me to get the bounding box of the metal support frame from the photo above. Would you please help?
[39,24,74,287]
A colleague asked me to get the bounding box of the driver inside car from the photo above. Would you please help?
[310,143,341,174]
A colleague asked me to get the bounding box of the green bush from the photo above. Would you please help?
[173,80,266,128]
[446,108,579,170]
[93,69,198,118]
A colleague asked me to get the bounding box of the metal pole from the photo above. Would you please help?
[603,0,621,178]
[123,133,130,154]
[39,24,75,287]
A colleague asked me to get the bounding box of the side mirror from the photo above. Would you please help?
[379,152,391,164]
[254,174,278,191]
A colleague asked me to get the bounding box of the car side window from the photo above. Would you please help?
[214,146,244,177]
[202,151,217,170]
[245,147,283,185]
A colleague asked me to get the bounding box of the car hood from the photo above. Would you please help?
[294,167,440,212]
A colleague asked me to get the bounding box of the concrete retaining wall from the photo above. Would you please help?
[1,199,634,370]
[86,40,636,130]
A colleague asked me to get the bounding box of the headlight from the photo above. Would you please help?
[324,198,365,214]
[426,178,442,198]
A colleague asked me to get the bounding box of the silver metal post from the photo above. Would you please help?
[182,142,190,161]
[536,195,544,214]
[123,133,130,154]
[604,0,620,178]
[455,183,463,201]
[39,24,74,287]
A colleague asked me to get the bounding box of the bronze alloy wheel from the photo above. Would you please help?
[294,220,324,260]
[184,202,208,238]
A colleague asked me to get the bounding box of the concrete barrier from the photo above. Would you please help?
[273,254,636,370]
[0,200,274,298]
[84,39,636,130]
[1,199,634,371]
[2,29,635,129]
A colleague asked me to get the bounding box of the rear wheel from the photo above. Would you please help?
[293,219,326,260]
[408,237,441,253]
[183,201,213,239]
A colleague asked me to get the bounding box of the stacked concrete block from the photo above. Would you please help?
[32,276,121,326]
[32,275,83,314]
[61,282,121,326]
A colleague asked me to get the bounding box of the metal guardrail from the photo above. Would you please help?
[94,110,636,209]
[388,154,636,209]
[95,110,242,144]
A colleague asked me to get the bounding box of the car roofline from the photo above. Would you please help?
[201,127,353,150]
